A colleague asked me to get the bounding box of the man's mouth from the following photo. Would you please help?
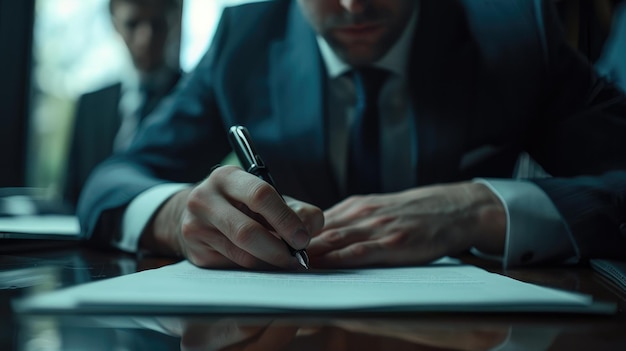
[333,22,385,40]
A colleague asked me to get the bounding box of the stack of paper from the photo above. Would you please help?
[14,259,615,315]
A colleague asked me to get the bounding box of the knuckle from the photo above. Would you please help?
[179,221,196,241]
[309,206,324,222]
[349,243,372,258]
[341,196,360,209]
[247,182,276,209]
[345,195,363,203]
[209,164,237,179]
[180,218,203,243]
[324,229,345,244]
[186,188,208,215]
[292,204,324,233]
[232,222,258,246]
[384,230,410,248]
[371,215,394,227]
[349,204,379,220]
[273,207,296,228]
[310,208,325,233]
[346,203,380,220]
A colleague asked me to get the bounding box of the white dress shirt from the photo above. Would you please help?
[319,7,417,194]
[118,5,576,268]
[115,66,180,152]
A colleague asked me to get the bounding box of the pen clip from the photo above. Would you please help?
[228,126,275,186]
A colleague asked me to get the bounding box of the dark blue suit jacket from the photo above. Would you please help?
[78,0,626,261]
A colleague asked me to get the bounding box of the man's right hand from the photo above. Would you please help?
[140,165,324,269]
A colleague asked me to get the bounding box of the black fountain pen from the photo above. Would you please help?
[228,125,310,269]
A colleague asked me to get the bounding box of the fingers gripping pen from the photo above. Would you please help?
[227,125,310,269]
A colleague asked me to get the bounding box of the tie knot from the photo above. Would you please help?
[351,67,389,102]
[139,83,156,98]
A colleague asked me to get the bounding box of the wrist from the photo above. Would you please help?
[140,188,191,256]
[466,182,507,254]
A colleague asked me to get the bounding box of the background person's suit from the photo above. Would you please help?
[79,0,626,261]
[64,83,121,208]
[64,71,181,209]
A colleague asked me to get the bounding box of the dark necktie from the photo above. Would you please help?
[346,67,389,195]
[138,85,156,121]
[114,86,155,152]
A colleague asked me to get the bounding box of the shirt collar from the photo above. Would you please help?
[317,4,419,79]
[121,65,178,94]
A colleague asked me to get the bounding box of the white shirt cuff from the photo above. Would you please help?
[116,183,190,253]
[473,179,577,269]
[489,326,560,351]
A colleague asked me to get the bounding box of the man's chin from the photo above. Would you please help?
[134,61,163,74]
[325,38,390,67]
[335,48,386,67]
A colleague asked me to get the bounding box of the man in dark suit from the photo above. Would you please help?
[78,0,626,269]
[63,0,181,208]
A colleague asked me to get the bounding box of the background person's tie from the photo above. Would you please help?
[113,85,154,152]
[138,85,157,121]
[346,67,389,195]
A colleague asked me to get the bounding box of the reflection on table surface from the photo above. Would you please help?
[17,315,515,351]
[1,247,626,351]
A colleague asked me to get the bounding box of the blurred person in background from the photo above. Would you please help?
[63,0,182,209]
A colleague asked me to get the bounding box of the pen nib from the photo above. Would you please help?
[295,251,310,270]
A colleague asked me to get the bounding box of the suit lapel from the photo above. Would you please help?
[410,0,481,186]
[269,4,340,208]
[142,70,182,119]
[100,83,123,153]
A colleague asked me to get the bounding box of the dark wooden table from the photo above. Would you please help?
[1,245,625,351]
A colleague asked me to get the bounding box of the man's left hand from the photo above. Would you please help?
[307,182,506,268]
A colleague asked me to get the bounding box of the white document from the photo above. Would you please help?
[15,258,615,315]
[0,215,80,237]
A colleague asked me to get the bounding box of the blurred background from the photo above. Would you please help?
[25,0,263,198]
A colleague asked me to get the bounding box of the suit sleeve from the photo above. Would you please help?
[76,11,235,247]
[525,0,626,260]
